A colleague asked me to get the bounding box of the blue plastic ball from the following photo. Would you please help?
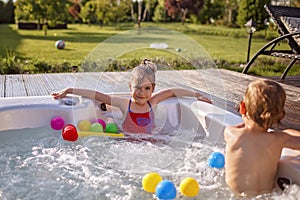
[55,40,65,49]
[155,180,176,200]
[208,152,225,169]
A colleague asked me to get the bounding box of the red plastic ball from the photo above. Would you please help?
[62,124,78,141]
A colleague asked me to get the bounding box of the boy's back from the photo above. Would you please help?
[224,124,288,195]
[224,79,292,196]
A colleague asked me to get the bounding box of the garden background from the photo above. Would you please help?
[0,0,299,76]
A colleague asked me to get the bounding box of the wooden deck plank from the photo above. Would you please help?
[5,75,27,97]
[0,69,299,130]
[42,73,79,95]
[42,74,64,95]
[0,75,4,98]
[96,72,130,92]
[72,72,129,93]
[264,76,300,88]
[23,74,50,96]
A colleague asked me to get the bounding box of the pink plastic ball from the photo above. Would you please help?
[97,119,106,130]
[50,116,65,130]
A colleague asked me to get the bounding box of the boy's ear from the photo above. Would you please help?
[239,101,246,115]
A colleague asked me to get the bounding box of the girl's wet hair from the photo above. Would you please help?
[243,79,286,129]
[130,59,157,86]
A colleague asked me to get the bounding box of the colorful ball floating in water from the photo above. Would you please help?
[55,40,65,50]
[155,180,177,200]
[179,177,199,197]
[96,118,106,130]
[208,152,225,169]
[90,122,103,132]
[105,123,118,133]
[77,119,117,133]
[142,173,200,199]
[62,124,78,141]
[77,120,91,131]
[50,116,65,130]
[52,117,119,142]
[142,172,163,193]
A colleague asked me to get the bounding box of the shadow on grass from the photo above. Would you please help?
[12,27,176,45]
[20,32,115,43]
[0,24,21,55]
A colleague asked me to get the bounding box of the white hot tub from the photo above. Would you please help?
[0,95,299,188]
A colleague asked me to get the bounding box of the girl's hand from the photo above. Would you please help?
[52,88,70,99]
[196,92,212,104]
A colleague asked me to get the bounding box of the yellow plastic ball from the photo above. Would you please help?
[77,120,91,131]
[179,177,199,197]
[142,172,162,193]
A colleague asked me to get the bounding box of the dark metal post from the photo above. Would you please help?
[247,31,253,63]
[244,19,256,64]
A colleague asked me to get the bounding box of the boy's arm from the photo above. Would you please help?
[151,88,211,104]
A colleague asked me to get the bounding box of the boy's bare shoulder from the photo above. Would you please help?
[268,129,293,142]
[224,124,246,142]
[228,123,245,129]
[225,123,245,133]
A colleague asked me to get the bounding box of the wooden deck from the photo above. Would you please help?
[0,69,299,130]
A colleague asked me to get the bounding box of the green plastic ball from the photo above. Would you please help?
[105,123,118,133]
[90,123,103,132]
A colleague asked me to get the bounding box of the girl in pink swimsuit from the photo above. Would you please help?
[122,99,154,134]
[52,59,211,134]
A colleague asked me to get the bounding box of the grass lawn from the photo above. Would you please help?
[0,22,299,76]
[1,24,120,66]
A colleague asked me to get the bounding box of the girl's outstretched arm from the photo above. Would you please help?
[283,129,300,136]
[151,87,211,104]
[283,129,300,150]
[52,88,129,114]
[52,88,111,104]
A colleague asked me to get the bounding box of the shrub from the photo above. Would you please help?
[33,61,52,73]
[0,49,25,74]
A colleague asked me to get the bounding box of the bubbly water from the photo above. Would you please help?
[0,127,299,200]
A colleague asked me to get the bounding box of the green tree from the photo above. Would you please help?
[15,0,70,29]
[293,0,300,6]
[165,0,204,25]
[81,0,131,28]
[142,0,157,21]
[80,0,98,25]
[198,0,224,24]
[153,0,166,22]
[105,0,131,28]
[0,0,15,23]
[0,1,6,23]
[237,0,271,30]
[131,0,143,27]
[224,0,239,26]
